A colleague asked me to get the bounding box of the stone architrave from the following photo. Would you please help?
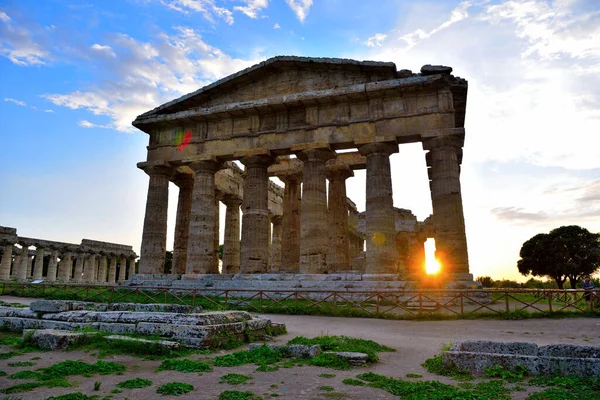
[73,254,85,282]
[83,254,97,282]
[118,256,127,281]
[296,148,336,274]
[359,142,399,275]
[32,247,45,280]
[97,255,108,283]
[139,165,172,275]
[239,155,274,274]
[172,173,194,275]
[108,256,117,283]
[185,160,222,274]
[424,135,469,276]
[18,244,29,280]
[59,253,73,282]
[280,174,302,273]
[0,244,13,280]
[327,167,353,271]
[46,250,59,282]
[222,196,242,274]
[128,257,136,279]
[269,215,283,272]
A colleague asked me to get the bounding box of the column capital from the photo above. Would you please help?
[326,165,354,181]
[294,147,336,163]
[279,172,303,184]
[422,135,464,151]
[221,195,242,207]
[172,172,194,187]
[240,154,275,167]
[188,159,222,173]
[358,142,398,157]
[270,214,283,224]
[138,163,174,178]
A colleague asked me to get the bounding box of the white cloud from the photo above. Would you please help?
[78,120,111,129]
[91,43,116,57]
[44,27,262,132]
[273,23,280,29]
[0,11,50,66]
[43,109,55,113]
[285,0,312,23]
[234,0,269,19]
[161,0,235,25]
[4,97,26,106]
[364,33,386,47]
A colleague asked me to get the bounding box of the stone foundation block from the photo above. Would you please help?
[330,351,369,365]
[24,329,84,350]
[450,340,538,356]
[538,344,600,359]
[30,300,72,313]
[105,335,180,350]
[95,322,137,335]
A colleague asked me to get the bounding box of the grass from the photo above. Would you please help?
[44,393,98,400]
[116,377,153,389]
[220,373,253,385]
[484,365,529,382]
[156,359,213,373]
[319,373,336,378]
[213,345,287,368]
[287,336,395,362]
[319,385,334,391]
[421,343,473,381]
[406,373,423,378]
[156,382,194,396]
[217,391,261,400]
[1,379,73,394]
[9,370,40,379]
[7,361,36,367]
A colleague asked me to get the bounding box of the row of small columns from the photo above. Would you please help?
[0,245,136,283]
[139,137,468,276]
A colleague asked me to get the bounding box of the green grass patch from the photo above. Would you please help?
[9,370,41,380]
[421,346,472,381]
[220,373,252,385]
[406,373,423,378]
[156,382,194,396]
[217,390,261,400]
[0,351,21,360]
[213,345,287,368]
[319,385,334,391]
[116,377,153,389]
[320,373,336,378]
[1,378,73,394]
[156,358,212,373]
[0,369,6,376]
[287,336,394,362]
[484,365,528,382]
[307,353,352,370]
[38,360,126,380]
[8,361,36,367]
[44,393,98,400]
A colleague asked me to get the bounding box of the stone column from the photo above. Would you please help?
[172,173,194,275]
[83,254,97,282]
[269,215,283,272]
[186,160,222,274]
[327,167,353,271]
[222,196,242,274]
[73,254,85,282]
[118,256,127,281]
[17,244,29,280]
[280,174,302,272]
[212,197,220,274]
[59,253,72,282]
[32,247,45,279]
[46,249,58,282]
[128,257,136,279]
[97,255,108,283]
[0,243,13,280]
[139,165,172,274]
[424,136,470,276]
[296,148,336,274]
[359,142,399,274]
[240,155,273,274]
[108,256,117,283]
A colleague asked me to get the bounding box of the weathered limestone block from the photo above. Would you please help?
[30,300,72,313]
[450,340,538,356]
[105,335,180,350]
[41,311,101,323]
[248,343,321,358]
[538,344,600,359]
[329,351,369,366]
[95,322,136,335]
[24,329,84,350]
[0,308,38,318]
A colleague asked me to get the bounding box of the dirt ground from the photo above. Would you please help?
[1,295,599,400]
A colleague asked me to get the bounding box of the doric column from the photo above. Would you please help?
[296,148,336,274]
[240,155,274,274]
[46,249,58,282]
[27,254,33,277]
[32,247,45,279]
[269,215,283,272]
[359,142,399,274]
[139,165,172,274]
[118,256,127,281]
[128,257,136,279]
[107,256,117,283]
[97,255,108,283]
[423,135,470,276]
[17,244,29,280]
[327,166,353,271]
[59,252,72,282]
[186,160,222,274]
[73,254,85,282]
[280,174,302,272]
[172,173,194,275]
[212,197,220,274]
[222,196,242,274]
[83,254,97,282]
[0,243,13,280]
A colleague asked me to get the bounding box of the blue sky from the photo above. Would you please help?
[1,0,599,281]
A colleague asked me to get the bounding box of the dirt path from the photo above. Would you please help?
[1,296,599,399]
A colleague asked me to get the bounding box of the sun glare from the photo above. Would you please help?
[424,239,441,275]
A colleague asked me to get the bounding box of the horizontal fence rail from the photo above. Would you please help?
[1,282,599,319]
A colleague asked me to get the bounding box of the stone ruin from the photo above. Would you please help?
[0,300,285,350]
[443,340,600,376]
[0,226,137,283]
[131,56,474,289]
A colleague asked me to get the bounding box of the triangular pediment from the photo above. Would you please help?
[137,56,397,119]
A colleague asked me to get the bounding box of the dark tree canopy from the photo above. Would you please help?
[517,225,600,289]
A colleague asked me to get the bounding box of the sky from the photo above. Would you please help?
[1,0,599,282]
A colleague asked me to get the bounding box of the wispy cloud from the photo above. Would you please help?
[161,0,235,25]
[4,97,26,106]
[273,23,280,29]
[234,0,269,19]
[364,33,386,47]
[43,109,55,113]
[78,120,111,129]
[90,43,116,57]
[285,0,312,23]
[0,10,50,66]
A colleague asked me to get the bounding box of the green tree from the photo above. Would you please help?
[517,225,600,289]
[164,250,173,274]
[476,276,494,288]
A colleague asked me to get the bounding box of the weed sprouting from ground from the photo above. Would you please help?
[156,359,212,373]
[287,335,394,362]
[421,348,472,381]
[320,373,336,378]
[38,360,126,380]
[217,390,262,400]
[213,345,286,368]
[7,361,35,367]
[44,393,98,400]
[116,377,153,389]
[1,379,73,394]
[406,373,423,378]
[8,370,41,380]
[220,373,253,385]
[156,382,194,396]
[484,365,528,382]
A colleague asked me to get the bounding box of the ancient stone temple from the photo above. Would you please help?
[132,56,471,283]
[0,226,137,283]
